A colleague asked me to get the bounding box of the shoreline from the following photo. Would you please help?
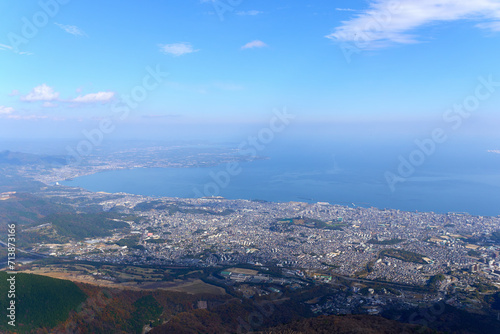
[52,181,500,219]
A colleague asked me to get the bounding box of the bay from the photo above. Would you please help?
[62,139,500,217]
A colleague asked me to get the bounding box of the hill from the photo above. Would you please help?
[39,212,130,241]
[0,150,67,167]
[383,303,500,334]
[261,314,436,333]
[0,272,87,333]
[2,271,495,334]
[0,172,46,193]
[0,193,74,227]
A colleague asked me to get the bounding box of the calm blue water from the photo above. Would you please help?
[62,138,500,217]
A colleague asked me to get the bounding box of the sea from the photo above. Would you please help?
[62,137,500,217]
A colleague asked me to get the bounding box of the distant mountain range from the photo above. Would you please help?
[0,150,67,166]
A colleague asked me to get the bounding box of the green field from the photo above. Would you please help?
[379,248,427,264]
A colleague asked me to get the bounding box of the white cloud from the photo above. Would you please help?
[55,23,87,37]
[336,8,356,12]
[4,114,49,120]
[236,10,263,16]
[327,0,500,49]
[241,40,268,49]
[0,106,14,115]
[22,84,60,101]
[72,92,115,103]
[43,102,58,108]
[0,43,12,51]
[159,42,199,56]
[0,43,33,55]
[476,21,500,31]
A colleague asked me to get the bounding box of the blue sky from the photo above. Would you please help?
[1,0,500,140]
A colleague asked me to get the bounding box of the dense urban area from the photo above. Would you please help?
[2,147,500,333]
